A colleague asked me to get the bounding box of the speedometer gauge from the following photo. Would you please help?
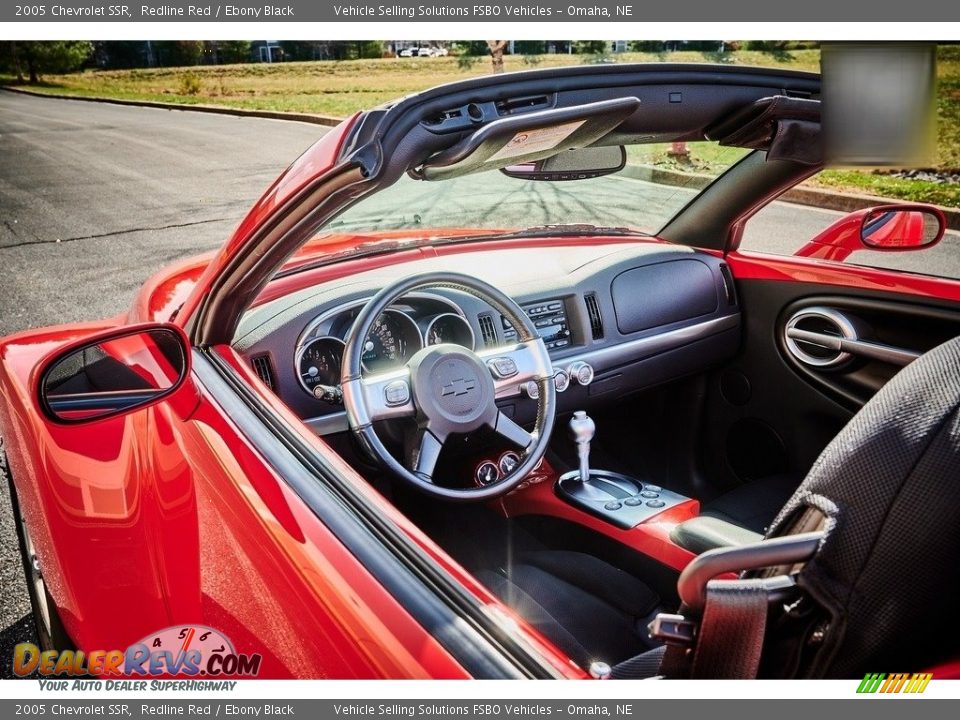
[361,310,422,373]
[297,337,344,396]
[425,313,475,350]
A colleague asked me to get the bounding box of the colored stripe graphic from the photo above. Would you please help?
[858,673,931,694]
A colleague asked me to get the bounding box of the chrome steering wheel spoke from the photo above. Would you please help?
[490,410,536,450]
[478,338,553,399]
[411,427,445,482]
[343,367,416,425]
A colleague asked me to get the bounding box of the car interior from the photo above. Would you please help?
[227,66,960,676]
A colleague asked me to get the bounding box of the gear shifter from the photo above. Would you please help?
[569,410,596,483]
[556,409,687,528]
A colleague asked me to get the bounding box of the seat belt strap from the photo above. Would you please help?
[690,578,769,678]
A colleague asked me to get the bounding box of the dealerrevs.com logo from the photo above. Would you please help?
[13,625,262,679]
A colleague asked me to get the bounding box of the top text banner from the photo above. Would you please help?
[6,0,960,22]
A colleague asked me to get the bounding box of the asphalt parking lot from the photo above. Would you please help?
[1,90,958,678]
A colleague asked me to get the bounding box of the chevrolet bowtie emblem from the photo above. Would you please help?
[441,377,476,397]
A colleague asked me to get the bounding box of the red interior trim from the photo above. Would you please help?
[497,459,703,574]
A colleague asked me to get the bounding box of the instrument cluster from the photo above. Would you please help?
[296,296,475,401]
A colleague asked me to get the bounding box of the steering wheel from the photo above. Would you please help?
[341,272,556,501]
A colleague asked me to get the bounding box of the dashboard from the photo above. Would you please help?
[235,241,742,437]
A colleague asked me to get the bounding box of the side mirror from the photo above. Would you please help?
[860,204,946,250]
[40,325,189,423]
[500,146,626,181]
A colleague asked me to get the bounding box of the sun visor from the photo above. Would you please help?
[415,97,641,181]
[706,95,822,165]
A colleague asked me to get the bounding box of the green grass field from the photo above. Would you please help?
[4,46,958,207]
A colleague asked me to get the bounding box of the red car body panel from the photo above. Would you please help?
[0,322,583,678]
[0,298,584,678]
[727,249,960,301]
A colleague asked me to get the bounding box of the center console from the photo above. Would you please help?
[555,411,692,529]
[495,409,703,574]
[557,470,691,530]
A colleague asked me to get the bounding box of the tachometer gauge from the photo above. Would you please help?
[361,310,422,373]
[425,313,475,350]
[297,337,345,397]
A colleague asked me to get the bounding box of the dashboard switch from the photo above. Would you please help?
[313,384,343,405]
[553,369,570,392]
[522,380,541,400]
[569,361,595,386]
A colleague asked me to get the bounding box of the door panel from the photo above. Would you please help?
[697,251,960,500]
[778,295,960,407]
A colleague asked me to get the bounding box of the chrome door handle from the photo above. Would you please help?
[785,327,920,367]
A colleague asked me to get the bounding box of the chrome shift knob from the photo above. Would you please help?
[569,410,595,444]
[569,411,595,482]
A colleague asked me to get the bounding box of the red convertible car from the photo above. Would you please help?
[2,64,959,680]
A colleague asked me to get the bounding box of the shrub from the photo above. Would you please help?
[178,71,201,95]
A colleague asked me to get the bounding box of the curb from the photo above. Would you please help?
[4,85,958,229]
[0,85,343,127]
[621,163,960,230]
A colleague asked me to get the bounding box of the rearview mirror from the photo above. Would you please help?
[860,205,946,250]
[40,326,189,423]
[500,146,626,181]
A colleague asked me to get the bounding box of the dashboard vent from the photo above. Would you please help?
[584,293,604,340]
[478,313,498,347]
[251,354,276,390]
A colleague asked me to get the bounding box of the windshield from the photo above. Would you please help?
[319,142,751,241]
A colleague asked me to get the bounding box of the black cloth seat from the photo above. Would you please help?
[700,473,800,534]
[475,550,663,668]
[631,335,960,677]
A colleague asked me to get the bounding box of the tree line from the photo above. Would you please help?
[0,40,819,84]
